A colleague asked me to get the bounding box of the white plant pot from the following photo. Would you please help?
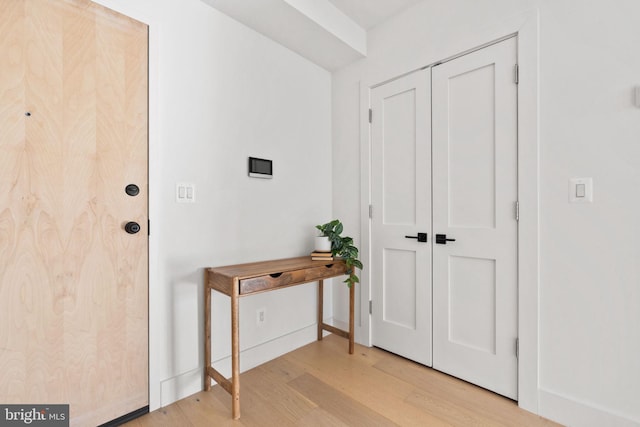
[314,236,332,252]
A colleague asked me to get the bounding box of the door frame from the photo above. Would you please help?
[359,9,540,413]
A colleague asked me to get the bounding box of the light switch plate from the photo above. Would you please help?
[569,178,593,203]
[176,183,196,203]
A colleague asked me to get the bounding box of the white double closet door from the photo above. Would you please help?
[370,37,519,399]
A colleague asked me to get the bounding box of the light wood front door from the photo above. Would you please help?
[370,69,432,366]
[432,37,518,399]
[0,1,149,425]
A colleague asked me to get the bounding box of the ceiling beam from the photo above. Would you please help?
[201,0,367,71]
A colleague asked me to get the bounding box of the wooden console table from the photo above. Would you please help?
[204,256,355,419]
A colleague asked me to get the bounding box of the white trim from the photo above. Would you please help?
[358,80,372,346]
[211,323,320,384]
[539,389,640,427]
[359,8,540,413]
[160,324,321,408]
[148,28,162,414]
[513,10,540,414]
[160,368,202,408]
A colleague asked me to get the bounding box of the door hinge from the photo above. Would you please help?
[515,201,520,221]
[369,300,372,314]
[369,204,373,219]
[368,108,372,123]
[515,338,519,358]
[514,64,519,85]
[148,219,151,236]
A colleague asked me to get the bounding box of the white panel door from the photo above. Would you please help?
[371,69,432,366]
[432,37,518,399]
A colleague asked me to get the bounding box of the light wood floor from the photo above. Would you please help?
[125,334,560,426]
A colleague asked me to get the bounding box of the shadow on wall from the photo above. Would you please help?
[160,266,202,405]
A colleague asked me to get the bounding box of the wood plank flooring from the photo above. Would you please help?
[125,335,560,426]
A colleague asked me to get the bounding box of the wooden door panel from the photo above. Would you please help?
[0,1,148,425]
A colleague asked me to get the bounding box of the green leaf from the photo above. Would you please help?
[316,219,361,288]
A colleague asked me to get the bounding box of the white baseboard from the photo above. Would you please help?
[160,367,202,407]
[211,323,320,378]
[325,317,349,332]
[159,323,322,408]
[539,389,639,427]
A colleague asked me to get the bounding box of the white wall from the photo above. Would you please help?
[93,0,332,411]
[332,0,640,426]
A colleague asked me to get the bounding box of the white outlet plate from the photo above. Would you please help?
[569,178,593,203]
[256,308,266,325]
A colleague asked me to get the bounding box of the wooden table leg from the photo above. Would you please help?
[349,282,355,354]
[204,271,211,391]
[317,280,324,341]
[231,278,240,419]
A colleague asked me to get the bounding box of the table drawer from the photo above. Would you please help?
[305,263,349,282]
[240,270,307,294]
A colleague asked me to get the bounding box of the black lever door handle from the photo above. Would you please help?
[405,232,427,242]
[435,234,456,244]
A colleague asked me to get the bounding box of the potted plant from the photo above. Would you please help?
[316,219,363,288]
[314,233,332,252]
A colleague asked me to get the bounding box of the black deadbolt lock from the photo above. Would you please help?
[125,221,141,234]
[125,184,140,196]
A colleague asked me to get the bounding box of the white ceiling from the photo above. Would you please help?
[202,0,424,71]
[327,0,425,30]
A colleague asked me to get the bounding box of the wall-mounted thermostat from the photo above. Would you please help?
[248,157,273,179]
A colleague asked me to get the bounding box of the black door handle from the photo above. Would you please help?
[405,232,427,242]
[435,234,456,244]
[125,221,141,234]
